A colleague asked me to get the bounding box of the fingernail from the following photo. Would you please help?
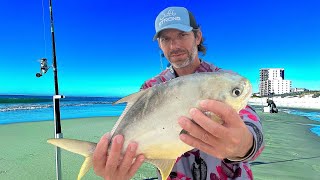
[180,134,186,141]
[200,100,208,107]
[130,143,137,152]
[116,135,123,144]
[105,133,110,138]
[190,108,197,116]
[178,118,185,125]
[140,156,145,162]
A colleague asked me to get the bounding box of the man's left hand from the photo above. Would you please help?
[178,99,253,160]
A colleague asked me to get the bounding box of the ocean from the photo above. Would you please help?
[0,95,125,124]
[1,95,319,137]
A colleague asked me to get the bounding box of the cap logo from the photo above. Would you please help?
[158,9,181,27]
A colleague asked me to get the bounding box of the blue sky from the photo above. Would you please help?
[0,0,319,97]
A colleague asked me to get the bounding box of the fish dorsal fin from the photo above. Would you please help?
[146,159,176,180]
[111,89,148,135]
[113,89,147,105]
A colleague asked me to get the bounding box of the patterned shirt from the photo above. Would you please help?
[140,60,264,180]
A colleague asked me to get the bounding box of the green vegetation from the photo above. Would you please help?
[278,90,320,98]
[312,92,320,98]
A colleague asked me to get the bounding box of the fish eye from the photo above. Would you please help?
[232,88,241,97]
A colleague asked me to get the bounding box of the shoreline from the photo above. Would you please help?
[2,106,320,138]
[252,111,320,179]
[0,115,121,125]
[249,97,320,110]
[1,113,320,179]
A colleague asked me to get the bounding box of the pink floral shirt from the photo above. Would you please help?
[140,60,264,180]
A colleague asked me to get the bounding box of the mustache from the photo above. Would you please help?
[169,49,186,56]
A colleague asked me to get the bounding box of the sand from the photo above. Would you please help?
[249,97,320,110]
[0,112,320,180]
[0,117,156,180]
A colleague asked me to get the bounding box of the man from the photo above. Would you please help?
[267,99,278,113]
[93,6,264,180]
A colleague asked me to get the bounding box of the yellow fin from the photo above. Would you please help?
[47,138,96,156]
[77,156,93,180]
[47,138,96,180]
[203,111,223,124]
[147,159,176,180]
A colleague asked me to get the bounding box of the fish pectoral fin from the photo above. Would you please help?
[203,111,224,124]
[147,159,176,180]
[77,156,93,180]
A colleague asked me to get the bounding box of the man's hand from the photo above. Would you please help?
[178,99,253,160]
[93,133,145,180]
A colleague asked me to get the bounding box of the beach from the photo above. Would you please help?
[0,117,157,180]
[1,112,320,180]
[249,97,320,110]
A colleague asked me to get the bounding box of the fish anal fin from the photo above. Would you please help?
[77,156,93,180]
[147,159,176,180]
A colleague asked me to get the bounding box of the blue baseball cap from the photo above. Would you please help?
[153,7,198,40]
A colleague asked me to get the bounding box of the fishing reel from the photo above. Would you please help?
[36,58,51,77]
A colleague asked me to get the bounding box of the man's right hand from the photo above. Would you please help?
[93,133,145,180]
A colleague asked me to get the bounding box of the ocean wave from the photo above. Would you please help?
[0,101,123,112]
[0,98,52,104]
[0,95,121,104]
[310,126,320,136]
[0,104,52,112]
[281,108,320,121]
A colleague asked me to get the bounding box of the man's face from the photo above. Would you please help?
[158,29,201,69]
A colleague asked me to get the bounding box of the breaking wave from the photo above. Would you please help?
[0,101,120,112]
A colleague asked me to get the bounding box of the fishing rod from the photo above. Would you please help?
[49,0,64,179]
[36,0,64,179]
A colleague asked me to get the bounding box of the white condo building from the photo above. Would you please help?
[259,68,292,96]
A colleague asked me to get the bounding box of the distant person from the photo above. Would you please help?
[93,6,265,180]
[267,99,278,113]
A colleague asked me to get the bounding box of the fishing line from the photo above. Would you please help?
[159,50,164,71]
[41,0,47,57]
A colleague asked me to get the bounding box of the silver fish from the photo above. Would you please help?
[48,71,252,180]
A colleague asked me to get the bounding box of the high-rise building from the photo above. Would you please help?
[259,68,291,96]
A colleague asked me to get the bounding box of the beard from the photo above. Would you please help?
[167,41,198,69]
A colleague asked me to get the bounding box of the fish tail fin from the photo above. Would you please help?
[77,156,93,180]
[47,138,97,180]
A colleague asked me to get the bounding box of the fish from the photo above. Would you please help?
[47,71,252,180]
